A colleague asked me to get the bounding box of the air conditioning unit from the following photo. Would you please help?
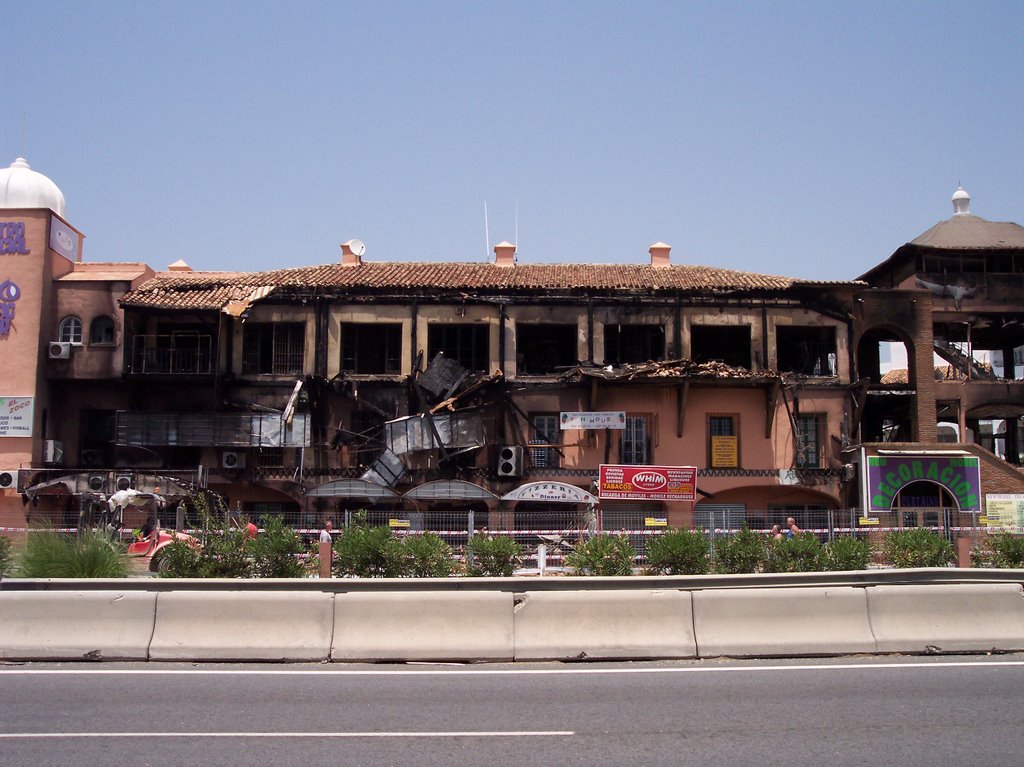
[0,469,19,490]
[222,451,247,469]
[496,445,523,478]
[43,440,64,465]
[115,474,133,491]
[48,341,72,359]
[88,474,107,492]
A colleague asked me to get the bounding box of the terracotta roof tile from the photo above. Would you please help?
[121,262,864,310]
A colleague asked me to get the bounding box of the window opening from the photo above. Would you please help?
[59,316,83,344]
[516,323,577,375]
[529,413,561,468]
[243,323,305,375]
[427,323,488,372]
[777,326,837,376]
[691,325,752,369]
[341,323,402,374]
[604,324,665,365]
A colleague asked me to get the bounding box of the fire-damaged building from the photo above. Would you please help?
[1,156,1022,543]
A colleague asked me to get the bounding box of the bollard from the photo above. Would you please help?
[956,536,972,568]
[537,543,547,575]
[319,539,332,578]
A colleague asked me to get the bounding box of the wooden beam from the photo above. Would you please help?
[765,380,781,438]
[676,381,689,438]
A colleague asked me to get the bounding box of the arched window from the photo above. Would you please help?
[89,315,115,345]
[59,316,83,344]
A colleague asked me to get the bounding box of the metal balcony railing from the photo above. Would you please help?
[129,334,213,375]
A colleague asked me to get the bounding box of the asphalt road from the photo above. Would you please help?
[2,657,1023,767]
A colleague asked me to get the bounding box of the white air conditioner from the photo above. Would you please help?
[43,440,64,465]
[0,469,19,490]
[222,451,247,469]
[48,341,72,359]
[496,445,523,478]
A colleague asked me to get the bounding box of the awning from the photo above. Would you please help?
[403,480,498,502]
[305,478,401,501]
[500,481,598,505]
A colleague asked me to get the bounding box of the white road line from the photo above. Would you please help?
[2,660,1024,675]
[0,731,574,739]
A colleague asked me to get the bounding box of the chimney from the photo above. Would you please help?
[649,242,671,268]
[167,259,193,272]
[340,239,365,266]
[494,241,516,267]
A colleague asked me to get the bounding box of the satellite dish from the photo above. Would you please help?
[345,239,366,257]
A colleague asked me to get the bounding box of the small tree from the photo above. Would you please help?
[399,533,457,578]
[466,535,522,577]
[763,533,824,573]
[884,528,953,568]
[333,524,402,578]
[564,533,636,576]
[645,529,710,575]
[821,536,872,571]
[713,527,766,574]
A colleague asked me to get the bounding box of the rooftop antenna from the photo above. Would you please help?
[20,113,27,156]
[484,201,490,257]
[515,198,519,253]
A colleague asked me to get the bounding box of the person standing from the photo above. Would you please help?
[319,520,334,578]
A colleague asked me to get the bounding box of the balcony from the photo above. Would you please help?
[129,334,213,375]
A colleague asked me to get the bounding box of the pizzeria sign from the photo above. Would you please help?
[599,464,697,501]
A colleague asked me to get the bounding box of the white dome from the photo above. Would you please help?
[951,185,970,215]
[0,157,67,217]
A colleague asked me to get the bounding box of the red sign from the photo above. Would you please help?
[598,464,697,501]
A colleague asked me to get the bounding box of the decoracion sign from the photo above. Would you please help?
[866,455,981,513]
[599,464,697,501]
[0,280,20,336]
[984,495,1024,530]
[560,411,626,430]
[0,222,29,255]
[0,396,34,437]
[49,216,80,260]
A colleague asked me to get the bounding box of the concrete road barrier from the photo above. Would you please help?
[513,589,696,660]
[692,586,876,657]
[149,591,334,661]
[867,583,1024,653]
[0,590,156,661]
[333,591,514,662]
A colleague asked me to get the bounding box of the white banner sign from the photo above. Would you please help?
[560,411,626,430]
[0,396,34,436]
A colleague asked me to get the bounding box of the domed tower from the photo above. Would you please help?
[0,156,84,475]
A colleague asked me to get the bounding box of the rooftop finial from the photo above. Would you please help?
[952,185,971,216]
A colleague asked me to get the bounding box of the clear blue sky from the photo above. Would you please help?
[4,1,1022,279]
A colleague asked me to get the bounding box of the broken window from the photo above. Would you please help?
[243,323,305,375]
[516,323,578,375]
[341,323,402,375]
[89,315,116,345]
[427,323,489,372]
[691,325,752,368]
[708,414,738,468]
[622,413,652,465]
[795,413,824,468]
[529,413,560,469]
[604,324,665,365]
[777,326,837,376]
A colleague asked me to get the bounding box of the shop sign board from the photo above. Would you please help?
[0,222,29,255]
[0,396,34,436]
[560,411,626,430]
[866,455,981,512]
[984,495,1024,530]
[599,464,696,501]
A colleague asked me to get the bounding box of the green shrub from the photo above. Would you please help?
[884,528,953,568]
[0,534,13,577]
[987,535,1024,568]
[398,533,457,578]
[466,535,522,577]
[564,533,636,576]
[333,524,402,577]
[248,515,307,578]
[763,533,824,573]
[821,536,872,571]
[18,528,127,578]
[645,529,710,575]
[713,527,766,574]
[156,536,207,578]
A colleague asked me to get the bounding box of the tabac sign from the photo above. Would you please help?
[866,455,981,512]
[599,464,697,501]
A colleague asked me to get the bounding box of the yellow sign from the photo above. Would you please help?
[858,517,880,525]
[644,517,668,527]
[979,516,989,525]
[710,436,738,468]
[388,519,411,528]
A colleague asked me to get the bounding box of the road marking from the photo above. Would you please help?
[0,731,574,739]
[2,660,1024,675]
